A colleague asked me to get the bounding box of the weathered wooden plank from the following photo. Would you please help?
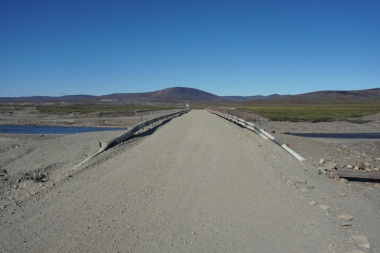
[334,171,380,180]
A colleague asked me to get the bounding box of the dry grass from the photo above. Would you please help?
[213,102,380,122]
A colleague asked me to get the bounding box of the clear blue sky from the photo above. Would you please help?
[1,0,379,97]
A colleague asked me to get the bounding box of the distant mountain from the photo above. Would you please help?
[152,87,226,102]
[293,88,380,101]
[0,87,227,104]
[263,88,380,102]
[0,87,378,104]
[224,94,284,102]
[98,87,228,104]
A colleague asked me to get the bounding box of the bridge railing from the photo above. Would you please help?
[101,108,190,152]
[207,109,305,162]
[73,108,191,169]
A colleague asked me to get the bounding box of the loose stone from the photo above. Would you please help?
[338,214,353,221]
[319,205,330,211]
[336,164,345,170]
[326,162,337,171]
[350,235,371,249]
[357,162,366,170]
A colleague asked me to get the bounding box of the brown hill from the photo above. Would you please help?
[0,87,378,105]
[293,88,380,101]
[152,87,226,102]
[242,88,380,105]
[97,87,227,104]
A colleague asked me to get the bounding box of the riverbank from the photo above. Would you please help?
[0,124,125,134]
[256,112,380,178]
[0,130,125,210]
[0,106,181,128]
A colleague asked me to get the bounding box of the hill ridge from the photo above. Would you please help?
[0,87,378,104]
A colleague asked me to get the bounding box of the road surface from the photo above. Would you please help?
[1,110,378,252]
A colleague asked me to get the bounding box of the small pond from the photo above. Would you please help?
[286,133,380,139]
[0,125,125,135]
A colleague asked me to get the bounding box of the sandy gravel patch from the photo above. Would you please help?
[0,110,379,252]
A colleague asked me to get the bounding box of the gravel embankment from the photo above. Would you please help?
[0,110,379,252]
[259,113,380,178]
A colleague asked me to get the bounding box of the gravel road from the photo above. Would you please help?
[1,110,379,252]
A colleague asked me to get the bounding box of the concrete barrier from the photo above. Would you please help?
[208,109,305,162]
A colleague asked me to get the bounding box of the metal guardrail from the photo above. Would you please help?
[208,109,305,162]
[73,108,191,169]
[99,109,190,152]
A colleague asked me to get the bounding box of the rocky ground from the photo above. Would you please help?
[259,113,380,183]
[0,110,379,252]
[1,109,379,198]
[0,109,379,252]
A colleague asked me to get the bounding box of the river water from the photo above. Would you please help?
[287,133,380,139]
[0,125,125,134]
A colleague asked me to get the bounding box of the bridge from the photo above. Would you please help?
[0,110,378,252]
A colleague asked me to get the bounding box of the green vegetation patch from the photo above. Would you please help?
[237,103,380,122]
[0,106,22,113]
[36,105,178,114]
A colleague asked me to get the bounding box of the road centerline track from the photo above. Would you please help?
[0,110,356,252]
